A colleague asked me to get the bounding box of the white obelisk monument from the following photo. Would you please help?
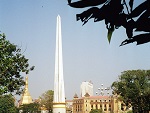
[53,15,66,113]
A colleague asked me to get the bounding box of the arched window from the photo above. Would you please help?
[96,104,98,109]
[91,105,93,109]
[121,103,124,111]
[104,104,107,111]
[109,104,111,111]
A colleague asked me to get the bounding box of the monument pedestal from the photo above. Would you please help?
[53,102,66,113]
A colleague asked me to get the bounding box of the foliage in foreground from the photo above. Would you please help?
[19,103,40,113]
[39,90,54,113]
[0,33,34,95]
[111,70,150,113]
[68,0,150,46]
[90,109,103,113]
[127,110,133,113]
[0,95,17,113]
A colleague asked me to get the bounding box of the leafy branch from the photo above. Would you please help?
[68,0,150,46]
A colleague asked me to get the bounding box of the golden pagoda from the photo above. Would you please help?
[20,76,33,105]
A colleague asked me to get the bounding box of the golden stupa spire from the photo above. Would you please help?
[25,76,29,92]
[20,75,33,105]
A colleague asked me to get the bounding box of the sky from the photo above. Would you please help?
[0,0,149,100]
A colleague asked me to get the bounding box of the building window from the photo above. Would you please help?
[96,104,98,109]
[121,103,124,111]
[95,100,97,102]
[109,104,111,111]
[91,105,93,109]
[109,108,111,111]
[100,104,102,108]
[80,105,82,111]
[104,104,107,111]
[78,105,79,112]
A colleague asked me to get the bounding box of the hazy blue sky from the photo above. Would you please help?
[0,0,149,100]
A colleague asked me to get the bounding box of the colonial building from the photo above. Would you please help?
[73,93,128,113]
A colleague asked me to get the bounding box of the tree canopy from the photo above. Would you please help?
[0,33,34,95]
[90,109,103,113]
[111,70,150,113]
[68,0,150,46]
[0,95,17,113]
[19,103,40,113]
[39,90,54,113]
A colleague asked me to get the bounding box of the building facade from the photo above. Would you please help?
[73,93,128,113]
[80,81,93,97]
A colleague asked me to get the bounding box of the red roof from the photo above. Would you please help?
[66,100,73,102]
[79,95,110,99]
[89,95,109,99]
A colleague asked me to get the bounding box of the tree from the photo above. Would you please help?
[68,0,150,46]
[19,103,40,113]
[111,70,150,113]
[90,109,103,113]
[127,110,133,113]
[0,33,34,95]
[0,94,17,113]
[39,90,54,113]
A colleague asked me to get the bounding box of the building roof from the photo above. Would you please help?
[88,95,109,99]
[66,100,73,102]
[78,95,110,99]
[84,92,90,97]
[73,93,78,98]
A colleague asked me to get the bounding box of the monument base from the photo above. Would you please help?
[53,102,66,113]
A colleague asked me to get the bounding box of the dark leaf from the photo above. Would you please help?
[120,33,150,46]
[129,0,134,12]
[94,5,109,22]
[100,0,123,25]
[68,0,71,4]
[30,66,35,71]
[128,0,148,18]
[125,19,135,38]
[76,7,105,25]
[135,10,150,32]
[68,0,107,8]
[136,33,150,45]
[135,19,150,32]
[114,13,127,28]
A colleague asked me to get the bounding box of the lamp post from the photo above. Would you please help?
[96,84,110,113]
